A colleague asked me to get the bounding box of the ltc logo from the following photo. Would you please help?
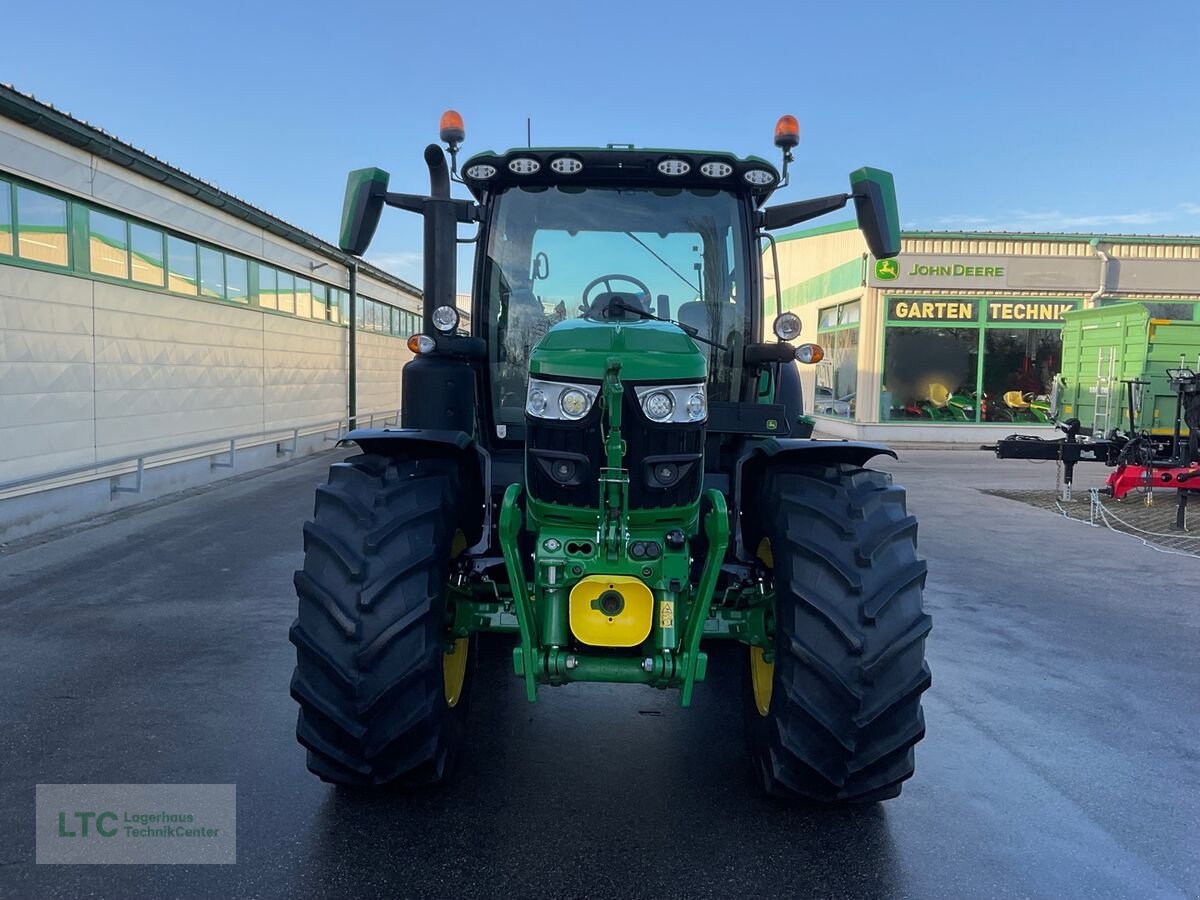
[875,258,899,281]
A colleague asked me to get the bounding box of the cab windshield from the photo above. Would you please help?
[481,185,751,436]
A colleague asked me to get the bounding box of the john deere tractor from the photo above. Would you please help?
[289,113,931,803]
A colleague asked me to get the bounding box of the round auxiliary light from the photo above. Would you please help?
[527,388,547,416]
[560,389,590,419]
[550,156,583,174]
[642,390,675,421]
[699,161,733,178]
[686,391,706,421]
[406,334,436,354]
[773,312,802,341]
[743,169,776,186]
[432,305,459,332]
[464,163,496,180]
[508,157,541,174]
[657,159,691,176]
[795,342,825,365]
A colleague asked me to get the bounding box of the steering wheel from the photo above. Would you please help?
[581,273,652,319]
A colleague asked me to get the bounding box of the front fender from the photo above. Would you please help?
[731,437,898,561]
[339,428,491,554]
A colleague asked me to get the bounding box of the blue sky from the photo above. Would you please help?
[6,0,1199,287]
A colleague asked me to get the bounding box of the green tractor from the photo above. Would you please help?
[289,112,931,803]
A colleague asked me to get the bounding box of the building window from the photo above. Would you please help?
[295,278,312,318]
[225,255,248,303]
[16,185,69,266]
[1101,297,1196,321]
[257,265,277,309]
[0,180,13,256]
[199,245,224,299]
[883,327,979,422]
[130,223,165,286]
[88,209,129,278]
[167,235,198,294]
[814,300,860,418]
[277,271,295,314]
[312,282,328,319]
[981,328,1060,422]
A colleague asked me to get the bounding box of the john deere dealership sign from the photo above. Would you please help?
[873,255,1008,288]
[872,254,1104,291]
[887,297,1080,322]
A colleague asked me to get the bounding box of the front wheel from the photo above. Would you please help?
[745,463,932,802]
[289,453,476,787]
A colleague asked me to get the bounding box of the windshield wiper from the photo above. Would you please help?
[607,299,726,351]
[623,232,700,295]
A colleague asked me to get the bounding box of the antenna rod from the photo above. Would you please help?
[527,117,531,148]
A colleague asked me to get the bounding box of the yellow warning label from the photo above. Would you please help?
[659,601,674,629]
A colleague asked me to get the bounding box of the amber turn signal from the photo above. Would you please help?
[795,343,824,365]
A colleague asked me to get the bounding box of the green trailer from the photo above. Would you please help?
[1059,303,1200,435]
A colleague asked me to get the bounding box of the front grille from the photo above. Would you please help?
[526,386,705,510]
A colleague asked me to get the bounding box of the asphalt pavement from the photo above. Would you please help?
[1,448,1197,899]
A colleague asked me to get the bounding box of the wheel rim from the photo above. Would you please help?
[443,529,470,708]
[443,637,469,708]
[751,537,775,716]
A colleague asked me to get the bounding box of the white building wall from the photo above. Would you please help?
[1,263,410,482]
[0,267,95,478]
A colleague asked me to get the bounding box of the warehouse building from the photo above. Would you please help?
[770,222,1200,441]
[0,84,424,491]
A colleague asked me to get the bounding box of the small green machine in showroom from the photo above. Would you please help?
[289,112,932,803]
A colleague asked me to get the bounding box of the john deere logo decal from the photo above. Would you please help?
[875,258,899,281]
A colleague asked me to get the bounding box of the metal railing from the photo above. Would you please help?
[0,408,401,500]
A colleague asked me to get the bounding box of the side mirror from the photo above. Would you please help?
[850,167,900,259]
[339,167,390,256]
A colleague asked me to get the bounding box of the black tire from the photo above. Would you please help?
[289,452,475,787]
[745,463,931,803]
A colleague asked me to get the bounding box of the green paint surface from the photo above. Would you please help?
[529,318,707,381]
[779,258,863,309]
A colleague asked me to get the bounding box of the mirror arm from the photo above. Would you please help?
[385,192,479,223]
[759,193,851,231]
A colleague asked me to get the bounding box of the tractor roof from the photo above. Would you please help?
[459,147,782,206]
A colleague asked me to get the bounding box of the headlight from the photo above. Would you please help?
[432,305,459,332]
[634,384,707,424]
[642,390,675,421]
[559,389,590,420]
[773,312,802,341]
[525,379,598,421]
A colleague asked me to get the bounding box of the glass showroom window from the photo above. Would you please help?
[981,328,1061,422]
[16,185,69,266]
[167,235,198,294]
[0,180,13,256]
[130,223,165,286]
[226,255,248,303]
[814,300,861,418]
[88,209,129,278]
[199,245,225,299]
[883,327,980,422]
[1102,297,1196,321]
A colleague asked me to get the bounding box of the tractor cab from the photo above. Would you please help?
[460,154,761,445]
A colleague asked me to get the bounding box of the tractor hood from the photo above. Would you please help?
[528,319,707,383]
